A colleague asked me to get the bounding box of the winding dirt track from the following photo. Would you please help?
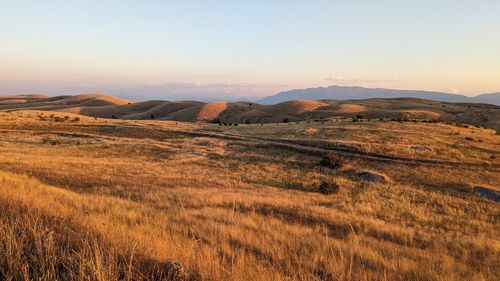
[65,122,500,170]
[180,129,499,170]
[2,122,498,171]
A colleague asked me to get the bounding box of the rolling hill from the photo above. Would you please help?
[0,93,499,130]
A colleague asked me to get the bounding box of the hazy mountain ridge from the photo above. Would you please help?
[473,92,500,105]
[259,86,500,105]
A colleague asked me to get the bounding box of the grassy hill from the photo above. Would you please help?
[0,110,498,280]
[0,94,499,130]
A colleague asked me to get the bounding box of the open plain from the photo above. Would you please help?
[0,107,499,281]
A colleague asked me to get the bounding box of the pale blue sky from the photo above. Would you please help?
[1,0,499,96]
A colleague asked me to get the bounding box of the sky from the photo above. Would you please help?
[0,0,499,99]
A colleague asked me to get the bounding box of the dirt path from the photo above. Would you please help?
[4,123,499,171]
[108,123,499,170]
[181,129,499,170]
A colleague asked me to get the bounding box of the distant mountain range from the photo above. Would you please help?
[258,86,500,106]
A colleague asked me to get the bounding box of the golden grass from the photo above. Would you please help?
[0,110,499,280]
[218,120,499,164]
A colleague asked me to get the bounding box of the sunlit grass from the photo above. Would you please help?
[0,111,498,280]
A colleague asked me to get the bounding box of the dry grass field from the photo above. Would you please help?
[0,110,499,281]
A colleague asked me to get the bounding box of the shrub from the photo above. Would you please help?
[319,155,344,169]
[43,137,61,145]
[74,117,80,122]
[64,116,70,120]
[319,182,340,195]
[54,117,64,122]
[395,117,410,122]
[283,118,290,123]
[245,119,251,124]
[465,137,474,141]
[234,123,239,126]
[150,114,155,119]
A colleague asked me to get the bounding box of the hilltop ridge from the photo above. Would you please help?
[0,93,499,129]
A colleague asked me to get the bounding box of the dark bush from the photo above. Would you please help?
[319,155,344,169]
[465,137,474,141]
[283,117,290,123]
[245,119,251,124]
[74,117,80,122]
[319,182,339,195]
[150,114,155,119]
